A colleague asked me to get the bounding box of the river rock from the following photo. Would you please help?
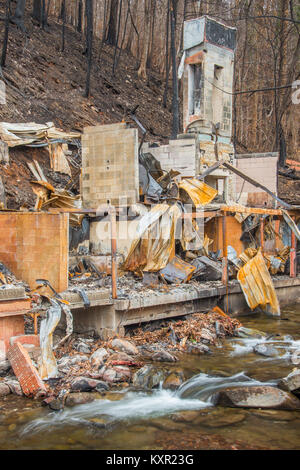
[171,410,200,423]
[74,342,91,354]
[98,365,131,383]
[212,386,300,410]
[253,343,279,357]
[89,348,108,367]
[200,328,216,344]
[70,376,105,392]
[5,379,23,396]
[0,382,11,396]
[234,327,266,339]
[58,354,89,368]
[108,351,134,363]
[0,360,11,377]
[66,392,102,407]
[278,369,300,395]
[111,338,139,356]
[132,365,165,389]
[152,350,177,362]
[187,343,211,355]
[162,371,185,390]
[48,398,64,411]
[194,408,246,427]
[251,409,297,421]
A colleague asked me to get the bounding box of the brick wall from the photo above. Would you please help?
[235,153,279,208]
[0,212,69,292]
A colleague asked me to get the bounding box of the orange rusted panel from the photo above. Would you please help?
[237,250,280,316]
[179,179,218,207]
[185,51,204,65]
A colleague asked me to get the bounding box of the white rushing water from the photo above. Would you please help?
[19,371,276,437]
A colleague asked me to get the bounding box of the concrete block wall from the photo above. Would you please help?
[235,153,279,207]
[82,123,139,208]
[183,42,234,136]
[0,212,69,292]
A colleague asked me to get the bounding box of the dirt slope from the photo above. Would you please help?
[0,5,176,208]
[0,6,173,138]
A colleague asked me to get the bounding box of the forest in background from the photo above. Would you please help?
[1,0,300,162]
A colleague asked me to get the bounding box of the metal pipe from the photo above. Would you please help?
[110,206,118,299]
[222,214,228,286]
[260,217,264,253]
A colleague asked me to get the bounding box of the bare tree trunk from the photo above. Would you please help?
[112,0,122,74]
[1,0,10,67]
[77,0,82,32]
[32,0,42,23]
[163,0,170,108]
[138,0,151,79]
[61,0,66,51]
[170,0,179,138]
[85,0,93,97]
[106,0,118,45]
[11,0,26,31]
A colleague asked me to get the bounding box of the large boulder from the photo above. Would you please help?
[0,360,11,377]
[152,350,177,362]
[70,376,107,392]
[111,338,139,356]
[162,371,185,390]
[253,343,279,358]
[0,382,11,396]
[278,369,300,395]
[132,365,165,389]
[65,392,102,407]
[89,348,108,367]
[98,365,131,383]
[187,343,211,355]
[212,386,300,410]
[234,327,266,339]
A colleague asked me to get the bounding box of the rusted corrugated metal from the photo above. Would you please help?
[122,204,182,273]
[179,178,218,206]
[237,250,280,316]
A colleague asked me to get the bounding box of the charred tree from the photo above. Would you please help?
[84,0,93,97]
[106,0,118,45]
[32,0,42,23]
[11,0,26,32]
[77,0,82,33]
[61,0,66,51]
[1,0,10,67]
[170,0,179,138]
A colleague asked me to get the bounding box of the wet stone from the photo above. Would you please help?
[250,409,298,421]
[65,392,102,407]
[0,382,11,396]
[253,343,280,357]
[0,360,11,377]
[278,369,300,394]
[70,376,105,392]
[152,350,177,362]
[132,365,165,389]
[111,338,139,356]
[162,371,185,390]
[89,348,108,367]
[194,408,246,427]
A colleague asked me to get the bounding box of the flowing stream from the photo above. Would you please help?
[1,304,300,450]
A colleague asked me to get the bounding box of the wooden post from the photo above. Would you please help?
[222,214,228,286]
[260,217,264,253]
[290,219,296,278]
[110,206,118,299]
